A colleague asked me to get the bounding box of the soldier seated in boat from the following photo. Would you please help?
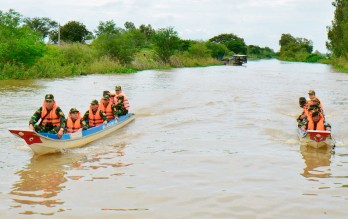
[65,108,88,133]
[110,85,130,116]
[29,94,66,139]
[297,97,308,125]
[306,111,331,131]
[307,90,324,114]
[99,95,117,120]
[83,99,108,128]
[112,95,127,117]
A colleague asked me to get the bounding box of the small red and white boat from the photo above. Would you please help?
[9,113,135,156]
[297,128,334,149]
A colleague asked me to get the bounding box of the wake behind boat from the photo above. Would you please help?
[9,113,135,155]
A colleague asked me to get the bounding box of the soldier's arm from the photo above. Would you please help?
[81,120,88,130]
[82,111,89,121]
[99,110,108,122]
[56,107,66,129]
[29,107,42,125]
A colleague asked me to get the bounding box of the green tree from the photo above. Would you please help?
[209,33,247,54]
[124,21,136,30]
[23,17,58,39]
[186,41,211,58]
[93,29,145,64]
[206,42,228,60]
[0,9,44,66]
[247,45,276,58]
[279,33,296,47]
[327,0,348,58]
[95,20,123,36]
[50,21,91,43]
[279,33,313,60]
[139,24,155,40]
[151,27,180,63]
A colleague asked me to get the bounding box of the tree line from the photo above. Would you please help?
[0,9,277,79]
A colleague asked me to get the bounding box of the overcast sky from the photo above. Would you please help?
[0,0,335,52]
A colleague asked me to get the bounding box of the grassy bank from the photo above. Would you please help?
[329,57,348,72]
[0,44,220,80]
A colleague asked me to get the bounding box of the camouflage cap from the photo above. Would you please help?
[69,107,79,114]
[115,85,122,91]
[103,90,110,96]
[45,94,54,101]
[308,90,315,95]
[90,99,99,105]
[103,95,110,100]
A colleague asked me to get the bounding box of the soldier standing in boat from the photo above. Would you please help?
[29,94,66,138]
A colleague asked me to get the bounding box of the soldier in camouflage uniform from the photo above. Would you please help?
[82,99,108,128]
[29,94,66,138]
[112,95,127,116]
[65,108,88,133]
[112,85,129,116]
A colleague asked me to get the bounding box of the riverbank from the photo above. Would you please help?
[0,44,220,80]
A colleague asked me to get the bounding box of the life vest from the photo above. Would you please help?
[114,92,130,111]
[66,112,82,133]
[88,107,103,127]
[99,98,114,120]
[41,101,60,127]
[307,112,325,130]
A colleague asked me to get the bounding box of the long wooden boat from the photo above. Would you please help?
[297,127,334,149]
[9,113,135,155]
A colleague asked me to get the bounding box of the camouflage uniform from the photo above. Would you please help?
[112,95,128,116]
[29,94,66,134]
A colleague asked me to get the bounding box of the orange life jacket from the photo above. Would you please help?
[99,98,114,120]
[307,112,325,130]
[88,107,103,127]
[114,92,130,111]
[41,101,60,127]
[66,112,82,133]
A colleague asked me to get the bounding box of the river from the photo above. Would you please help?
[0,59,347,218]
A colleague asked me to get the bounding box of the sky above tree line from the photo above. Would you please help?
[0,0,334,53]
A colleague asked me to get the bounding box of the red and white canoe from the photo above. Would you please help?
[9,113,135,155]
[297,128,334,149]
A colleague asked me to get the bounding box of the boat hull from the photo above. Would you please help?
[9,113,135,155]
[297,128,334,149]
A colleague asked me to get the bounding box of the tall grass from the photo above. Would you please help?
[331,57,348,72]
[0,44,223,79]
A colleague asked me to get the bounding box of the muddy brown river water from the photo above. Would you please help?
[0,59,347,218]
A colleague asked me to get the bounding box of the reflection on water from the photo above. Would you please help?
[9,144,128,216]
[300,145,332,179]
[0,80,43,92]
[9,154,77,215]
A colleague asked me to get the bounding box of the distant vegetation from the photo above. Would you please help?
[278,33,327,63]
[0,9,278,80]
[3,2,348,79]
[327,0,348,71]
